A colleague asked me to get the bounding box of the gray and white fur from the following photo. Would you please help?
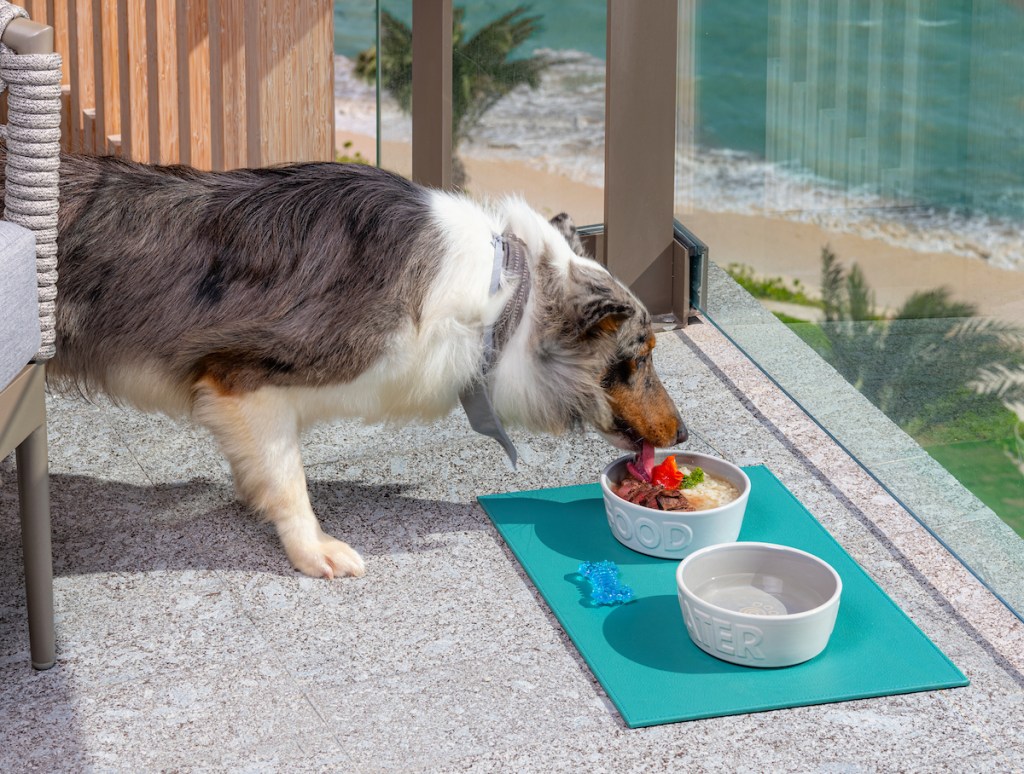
[2,150,686,578]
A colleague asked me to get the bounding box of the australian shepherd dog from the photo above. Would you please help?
[5,153,687,578]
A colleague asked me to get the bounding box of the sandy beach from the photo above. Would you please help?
[336,129,1024,324]
[336,130,605,225]
[682,210,1024,322]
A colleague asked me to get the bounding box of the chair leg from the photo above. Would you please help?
[17,422,55,670]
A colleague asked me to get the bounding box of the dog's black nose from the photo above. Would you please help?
[675,423,688,445]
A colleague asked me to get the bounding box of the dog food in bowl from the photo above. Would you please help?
[614,458,740,512]
[600,449,751,560]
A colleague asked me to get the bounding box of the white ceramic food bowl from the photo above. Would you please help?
[600,450,751,560]
[675,542,842,668]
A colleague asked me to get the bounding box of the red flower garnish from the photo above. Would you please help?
[650,455,684,488]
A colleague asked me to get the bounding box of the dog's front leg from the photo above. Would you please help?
[192,379,366,579]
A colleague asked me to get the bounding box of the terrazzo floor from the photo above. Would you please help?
[2,316,1024,772]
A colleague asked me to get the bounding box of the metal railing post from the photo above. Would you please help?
[411,0,452,189]
[604,0,680,317]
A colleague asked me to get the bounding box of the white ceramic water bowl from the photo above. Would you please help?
[676,542,842,668]
[600,450,751,560]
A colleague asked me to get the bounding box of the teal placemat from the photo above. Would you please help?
[478,465,968,728]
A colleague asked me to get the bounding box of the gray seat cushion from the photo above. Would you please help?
[0,220,40,390]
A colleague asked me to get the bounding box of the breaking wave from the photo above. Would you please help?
[334,52,1024,272]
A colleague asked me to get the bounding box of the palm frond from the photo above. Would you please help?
[377,11,414,111]
[814,244,1024,427]
[970,364,1024,400]
[464,6,543,54]
[896,287,976,322]
[1004,401,1024,424]
[356,4,552,183]
[845,263,876,321]
[820,245,845,323]
[948,316,1024,350]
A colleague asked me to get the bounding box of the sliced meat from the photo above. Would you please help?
[614,471,694,511]
[656,491,695,512]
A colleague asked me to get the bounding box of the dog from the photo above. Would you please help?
[4,152,687,578]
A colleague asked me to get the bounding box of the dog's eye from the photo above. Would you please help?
[602,358,636,388]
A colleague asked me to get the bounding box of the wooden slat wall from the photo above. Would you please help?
[155,0,179,162]
[100,0,120,155]
[215,0,249,170]
[186,0,211,169]
[21,0,334,169]
[126,0,151,161]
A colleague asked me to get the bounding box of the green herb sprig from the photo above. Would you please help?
[681,467,705,489]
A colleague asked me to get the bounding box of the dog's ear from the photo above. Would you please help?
[553,260,640,340]
[575,291,633,340]
[583,304,631,338]
[549,212,588,257]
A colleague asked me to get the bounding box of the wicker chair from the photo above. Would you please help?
[0,4,63,670]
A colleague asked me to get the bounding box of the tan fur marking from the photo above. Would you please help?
[193,372,238,398]
[190,380,366,578]
[605,363,681,448]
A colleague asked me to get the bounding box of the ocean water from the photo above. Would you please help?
[333,2,606,61]
[333,1,1024,271]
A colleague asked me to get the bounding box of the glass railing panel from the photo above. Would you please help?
[675,0,1024,620]
[332,1,381,165]
[448,1,606,227]
[367,0,413,177]
[333,1,606,227]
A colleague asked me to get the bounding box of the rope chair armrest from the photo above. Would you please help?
[1,4,63,363]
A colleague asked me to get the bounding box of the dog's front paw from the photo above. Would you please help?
[287,534,366,579]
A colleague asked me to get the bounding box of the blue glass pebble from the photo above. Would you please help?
[578,560,634,605]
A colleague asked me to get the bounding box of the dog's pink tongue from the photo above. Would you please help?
[626,441,655,482]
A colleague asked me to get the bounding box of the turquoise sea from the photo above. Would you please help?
[332,2,1024,542]
[334,2,607,62]
[334,1,1024,268]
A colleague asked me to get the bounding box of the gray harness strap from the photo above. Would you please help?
[458,233,530,467]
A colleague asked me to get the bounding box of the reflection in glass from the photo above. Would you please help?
[333,1,607,226]
[676,1,1024,616]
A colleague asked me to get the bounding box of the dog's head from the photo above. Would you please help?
[492,209,687,452]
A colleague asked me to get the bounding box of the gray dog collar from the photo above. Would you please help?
[458,233,530,467]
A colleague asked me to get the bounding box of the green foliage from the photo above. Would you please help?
[820,245,881,322]
[898,287,976,321]
[726,263,821,307]
[451,7,549,144]
[781,316,834,355]
[924,436,1024,537]
[335,141,370,165]
[354,5,552,186]
[813,246,1024,430]
[905,387,1019,446]
[681,467,705,489]
[771,311,807,324]
[793,245,1024,536]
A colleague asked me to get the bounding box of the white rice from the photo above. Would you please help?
[679,466,740,511]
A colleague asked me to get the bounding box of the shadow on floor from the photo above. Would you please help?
[2,473,490,579]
